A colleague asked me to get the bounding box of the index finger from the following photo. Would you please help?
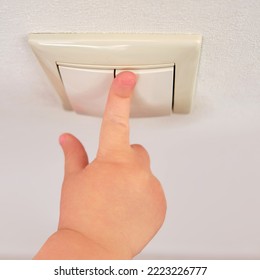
[97,71,137,157]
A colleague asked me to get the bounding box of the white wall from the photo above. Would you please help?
[0,0,260,259]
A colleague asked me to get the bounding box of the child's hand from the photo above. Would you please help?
[34,72,166,259]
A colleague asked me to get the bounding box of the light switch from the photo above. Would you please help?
[116,67,174,117]
[59,66,113,116]
[59,65,174,117]
[29,33,202,114]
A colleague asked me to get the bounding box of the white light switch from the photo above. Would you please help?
[59,66,174,117]
[59,66,113,116]
[116,67,174,117]
[29,33,202,115]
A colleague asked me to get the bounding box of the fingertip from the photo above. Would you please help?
[59,133,77,147]
[58,133,89,173]
[114,71,137,97]
[59,134,66,146]
[59,133,70,146]
[117,71,137,86]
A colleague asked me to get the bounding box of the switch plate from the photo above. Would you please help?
[59,66,174,117]
[28,33,202,115]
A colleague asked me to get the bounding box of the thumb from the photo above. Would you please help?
[59,133,89,175]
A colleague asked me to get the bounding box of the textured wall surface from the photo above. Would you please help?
[0,0,260,259]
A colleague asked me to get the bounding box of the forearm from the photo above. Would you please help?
[33,229,131,260]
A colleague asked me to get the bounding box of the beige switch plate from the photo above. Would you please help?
[28,33,202,114]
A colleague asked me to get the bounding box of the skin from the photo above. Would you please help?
[34,71,167,260]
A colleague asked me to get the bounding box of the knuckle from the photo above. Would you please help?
[107,113,128,128]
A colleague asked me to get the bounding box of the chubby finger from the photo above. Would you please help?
[59,133,89,174]
[131,144,151,166]
[98,71,137,157]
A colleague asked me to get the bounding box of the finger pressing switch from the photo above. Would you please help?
[116,67,174,117]
[59,66,114,116]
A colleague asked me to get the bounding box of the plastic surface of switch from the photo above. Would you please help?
[59,66,174,117]
[59,66,113,116]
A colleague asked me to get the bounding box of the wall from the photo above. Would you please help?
[0,0,260,259]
